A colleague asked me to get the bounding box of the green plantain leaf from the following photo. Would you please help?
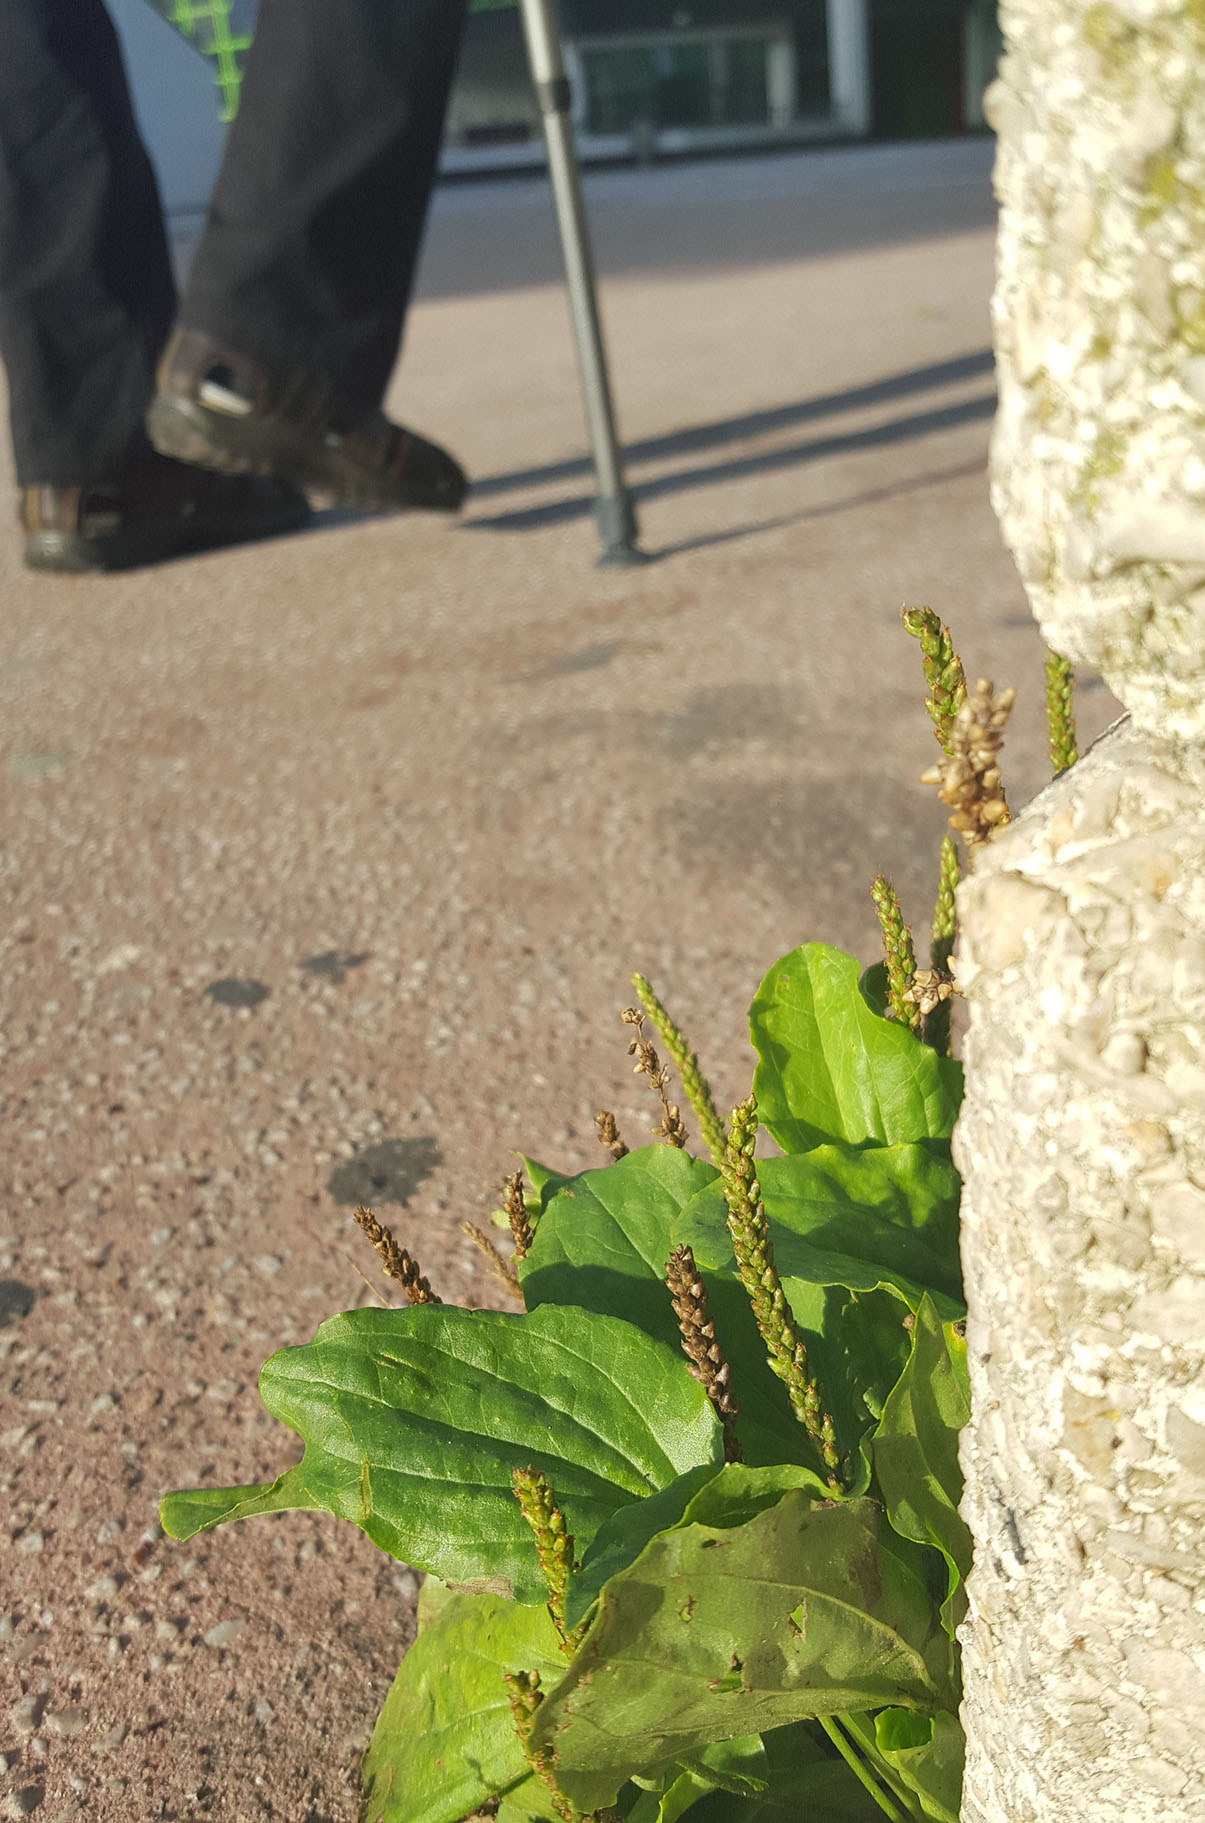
[872,1709,964,1823]
[520,1155,575,1213]
[567,1465,726,1633]
[519,1146,721,1336]
[361,1589,564,1823]
[520,1147,813,1469]
[530,1491,954,1812]
[675,1462,842,1530]
[568,1464,832,1633]
[160,1303,723,1601]
[749,946,963,1151]
[871,1295,972,1634]
[754,1146,963,1313]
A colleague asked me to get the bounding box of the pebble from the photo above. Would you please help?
[1,1790,42,1820]
[88,1395,115,1418]
[203,1617,246,1649]
[44,1708,89,1738]
[11,1694,44,1733]
[254,1254,283,1277]
[84,1577,118,1602]
[16,1533,44,1558]
[96,1724,127,1750]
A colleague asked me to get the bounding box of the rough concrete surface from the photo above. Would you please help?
[956,718,1205,1821]
[0,144,1119,1822]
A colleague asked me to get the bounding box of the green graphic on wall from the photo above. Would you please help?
[144,0,519,123]
[145,0,256,121]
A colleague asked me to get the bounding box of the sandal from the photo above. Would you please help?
[147,329,467,515]
[20,449,310,574]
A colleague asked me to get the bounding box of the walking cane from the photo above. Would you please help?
[516,0,645,566]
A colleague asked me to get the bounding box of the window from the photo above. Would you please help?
[580,32,779,134]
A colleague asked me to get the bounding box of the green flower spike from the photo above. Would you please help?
[632,973,726,1167]
[901,606,968,755]
[721,1096,843,1487]
[871,876,921,1034]
[503,1668,592,1823]
[1044,649,1078,774]
[513,1466,587,1656]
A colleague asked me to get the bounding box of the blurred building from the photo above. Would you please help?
[446,0,1003,169]
[112,0,1003,218]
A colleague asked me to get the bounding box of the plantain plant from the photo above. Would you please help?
[160,614,1076,1823]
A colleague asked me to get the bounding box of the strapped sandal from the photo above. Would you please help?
[20,451,309,574]
[147,329,467,515]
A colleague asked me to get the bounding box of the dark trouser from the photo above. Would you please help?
[0,0,466,485]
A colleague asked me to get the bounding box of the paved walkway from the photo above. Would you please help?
[0,145,1118,1822]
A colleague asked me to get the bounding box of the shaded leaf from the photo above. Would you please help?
[567,1465,722,1633]
[683,1735,769,1796]
[160,1303,723,1601]
[873,1709,964,1823]
[749,946,963,1151]
[361,1589,564,1823]
[871,1296,972,1634]
[627,1771,716,1823]
[625,1737,768,1823]
[689,1721,887,1821]
[569,1464,834,1634]
[531,1491,953,1811]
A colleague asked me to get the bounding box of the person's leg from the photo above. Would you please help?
[0,0,176,486]
[148,0,469,512]
[180,0,468,412]
[0,0,310,573]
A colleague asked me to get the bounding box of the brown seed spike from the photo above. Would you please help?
[594,1110,629,1162]
[502,1169,533,1260]
[460,1221,523,1301]
[353,1205,440,1305]
[665,1244,742,1462]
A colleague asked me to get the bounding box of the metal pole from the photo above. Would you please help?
[517,0,645,566]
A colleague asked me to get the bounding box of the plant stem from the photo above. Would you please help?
[817,1716,910,1823]
[836,1712,929,1819]
[925,836,960,1054]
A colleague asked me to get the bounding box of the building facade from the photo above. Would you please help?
[115,0,1003,218]
[445,0,1002,168]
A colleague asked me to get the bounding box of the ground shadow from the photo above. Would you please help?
[0,1280,37,1327]
[327,1137,442,1207]
[470,350,993,500]
[461,351,995,542]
